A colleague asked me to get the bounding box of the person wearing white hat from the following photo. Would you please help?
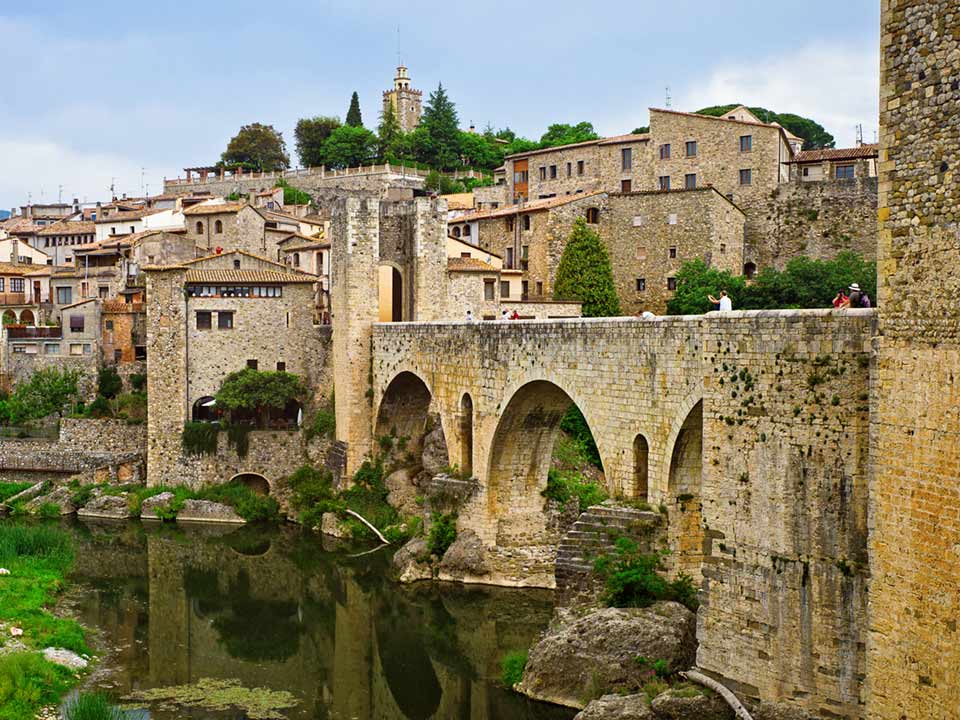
[841,284,862,309]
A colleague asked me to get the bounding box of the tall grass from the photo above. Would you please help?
[500,650,528,688]
[0,482,30,503]
[0,523,73,564]
[0,652,73,720]
[61,691,125,720]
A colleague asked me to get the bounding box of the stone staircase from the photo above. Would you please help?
[555,502,664,601]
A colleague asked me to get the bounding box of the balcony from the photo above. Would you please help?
[6,326,62,340]
[0,293,27,306]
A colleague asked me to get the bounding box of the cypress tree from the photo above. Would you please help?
[377,101,402,159]
[346,91,363,127]
[553,217,622,317]
[419,83,460,170]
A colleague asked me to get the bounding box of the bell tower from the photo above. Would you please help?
[382,64,422,134]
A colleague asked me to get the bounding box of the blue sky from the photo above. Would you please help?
[0,0,881,210]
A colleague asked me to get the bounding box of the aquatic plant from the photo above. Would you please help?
[62,691,125,720]
[124,678,299,719]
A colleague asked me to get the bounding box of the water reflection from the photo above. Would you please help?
[67,520,574,720]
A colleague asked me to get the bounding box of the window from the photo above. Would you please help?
[10,278,23,293]
[56,287,72,304]
[129,226,135,234]
[669,247,677,259]
[99,286,108,298]
[460,252,471,258]
[293,252,300,267]
[247,359,258,370]
[621,179,633,192]
[506,247,514,269]
[632,216,643,227]
[277,361,286,372]
[539,166,547,181]
[636,278,646,292]
[549,165,557,179]
[522,280,529,298]
[685,141,697,157]
[521,245,529,271]
[658,176,671,191]
[739,168,752,186]
[835,164,855,180]
[463,225,471,236]
[195,221,204,234]
[0,278,4,292]
[453,226,461,238]
[740,135,753,153]
[68,343,82,356]
[111,226,117,235]
[505,217,514,232]
[196,311,212,330]
[500,280,510,298]
[523,215,531,231]
[667,277,677,291]
[484,280,495,301]
[720,243,727,253]
[44,343,59,355]
[105,320,114,331]
[586,207,600,224]
[803,167,810,177]
[83,343,91,355]
[659,143,671,160]
[622,147,633,170]
[218,311,234,329]
[577,160,585,176]
[233,259,241,269]
[566,162,572,178]
[668,214,678,225]
[214,219,223,233]
[685,174,697,190]
[536,281,543,295]
[69,315,84,333]
[114,350,122,363]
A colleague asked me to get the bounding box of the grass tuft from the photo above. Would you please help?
[500,650,528,688]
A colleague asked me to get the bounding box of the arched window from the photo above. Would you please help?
[195,221,204,234]
[214,219,223,234]
[586,207,600,224]
[453,226,461,238]
[293,253,300,268]
[743,261,757,279]
[463,225,471,237]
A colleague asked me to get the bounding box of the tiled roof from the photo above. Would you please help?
[37,220,95,236]
[0,262,34,276]
[440,192,475,211]
[449,235,503,259]
[598,133,650,145]
[185,269,317,284]
[505,133,650,160]
[182,202,245,216]
[447,257,498,273]
[95,208,163,223]
[451,191,605,223]
[791,145,879,163]
[281,239,329,252]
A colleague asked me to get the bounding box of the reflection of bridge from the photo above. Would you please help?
[368,309,874,716]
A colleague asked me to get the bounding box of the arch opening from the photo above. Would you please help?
[460,393,473,476]
[378,264,405,322]
[18,309,34,325]
[743,261,757,279]
[375,371,432,454]
[666,400,704,580]
[2,310,16,326]
[192,396,218,423]
[231,472,270,496]
[634,434,649,501]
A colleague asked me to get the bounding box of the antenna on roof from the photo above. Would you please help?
[397,25,402,67]
[665,86,672,109]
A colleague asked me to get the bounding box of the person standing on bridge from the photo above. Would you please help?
[708,290,733,312]
[466,309,475,323]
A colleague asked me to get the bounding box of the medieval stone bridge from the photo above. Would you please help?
[371,308,875,716]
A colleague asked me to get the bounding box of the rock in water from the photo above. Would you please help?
[517,602,697,708]
[385,467,420,516]
[320,512,348,537]
[140,492,176,520]
[43,647,88,670]
[77,494,132,520]
[574,694,654,719]
[176,499,245,524]
[24,487,75,515]
[438,529,490,582]
[651,687,734,719]
[392,537,433,583]
[421,421,449,476]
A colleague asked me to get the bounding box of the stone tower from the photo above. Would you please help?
[869,1,960,718]
[382,65,422,134]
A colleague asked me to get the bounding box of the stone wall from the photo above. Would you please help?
[59,418,146,454]
[869,2,960,719]
[743,176,878,270]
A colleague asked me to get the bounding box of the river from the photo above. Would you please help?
[60,519,576,720]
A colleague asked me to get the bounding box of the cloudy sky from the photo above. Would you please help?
[0,0,881,211]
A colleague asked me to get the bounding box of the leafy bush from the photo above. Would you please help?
[553,217,622,317]
[62,691,125,720]
[427,512,457,556]
[542,468,608,513]
[225,423,253,459]
[96,367,122,400]
[37,503,61,520]
[68,481,98,509]
[500,650,528,688]
[289,465,339,528]
[5,368,81,424]
[85,396,112,419]
[339,459,400,539]
[129,373,147,392]
[195,481,280,523]
[215,368,304,426]
[559,405,602,469]
[307,408,335,440]
[182,422,218,456]
[594,537,700,612]
[0,652,73,720]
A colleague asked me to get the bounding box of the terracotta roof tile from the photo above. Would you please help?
[37,220,95,236]
[95,208,163,223]
[447,257,498,273]
[0,262,33,276]
[182,202,245,216]
[184,269,317,284]
[451,191,605,223]
[791,145,879,163]
[597,133,650,145]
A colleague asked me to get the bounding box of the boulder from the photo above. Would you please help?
[42,647,88,671]
[77,494,132,520]
[650,687,733,719]
[752,703,817,720]
[438,529,490,581]
[140,492,176,520]
[25,486,75,515]
[517,602,697,708]
[321,512,348,538]
[385,467,420,516]
[574,694,654,720]
[421,421,449,476]
[392,537,433,583]
[176,499,245,524]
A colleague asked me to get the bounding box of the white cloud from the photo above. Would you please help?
[674,42,879,147]
[0,139,172,210]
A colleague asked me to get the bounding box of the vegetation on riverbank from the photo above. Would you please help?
[0,523,90,720]
[594,537,699,612]
[0,482,31,503]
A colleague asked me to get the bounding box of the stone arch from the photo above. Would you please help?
[452,225,461,238]
[192,396,217,423]
[18,309,34,325]
[743,261,757,279]
[666,400,704,580]
[230,472,270,496]
[378,262,405,322]
[195,220,204,234]
[2,310,15,326]
[634,433,649,501]
[459,392,473,476]
[214,219,223,234]
[375,370,433,453]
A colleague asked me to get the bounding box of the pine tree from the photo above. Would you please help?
[418,83,461,170]
[346,92,363,127]
[553,217,622,317]
[377,101,402,160]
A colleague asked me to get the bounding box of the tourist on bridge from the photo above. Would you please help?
[707,290,733,312]
[833,289,848,308]
[841,284,863,309]
[466,309,475,323]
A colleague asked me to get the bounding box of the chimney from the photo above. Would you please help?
[10,236,18,265]
[73,198,80,214]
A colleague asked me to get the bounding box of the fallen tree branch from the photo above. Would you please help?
[679,670,754,720]
[345,509,389,545]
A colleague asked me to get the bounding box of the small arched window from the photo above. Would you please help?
[214,219,223,234]
[586,208,600,224]
[463,225,471,237]
[453,226,461,238]
[743,261,757,279]
[293,253,300,267]
[195,221,204,234]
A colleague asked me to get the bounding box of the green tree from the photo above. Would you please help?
[220,123,290,172]
[632,126,649,134]
[665,259,746,315]
[274,178,312,205]
[377,102,403,160]
[553,217,622,317]
[7,368,81,423]
[294,116,341,167]
[97,367,122,399]
[539,121,599,149]
[694,105,835,150]
[215,368,304,426]
[321,125,378,169]
[458,131,505,170]
[346,91,363,127]
[417,83,461,170]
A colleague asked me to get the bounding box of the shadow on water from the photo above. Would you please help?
[62,518,576,720]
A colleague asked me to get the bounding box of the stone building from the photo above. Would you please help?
[382,64,422,133]
[101,298,145,364]
[34,219,94,265]
[789,144,879,182]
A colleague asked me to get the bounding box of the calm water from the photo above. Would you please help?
[61,520,575,720]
